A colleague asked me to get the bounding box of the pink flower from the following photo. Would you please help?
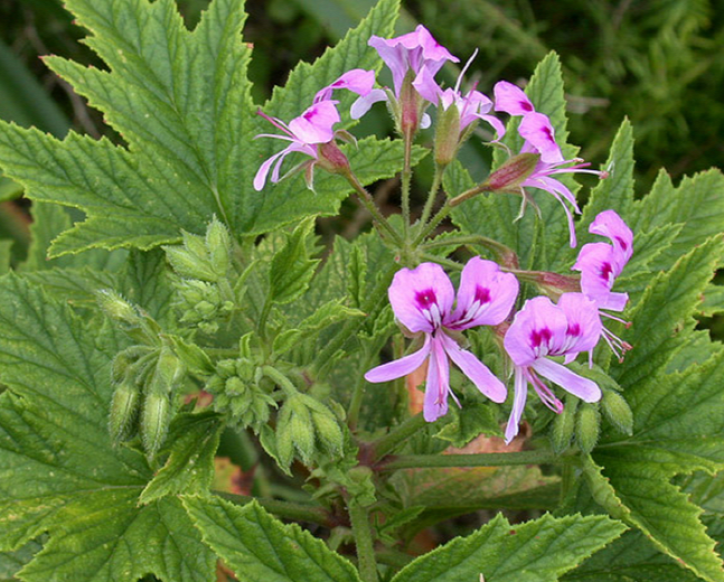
[503,293,602,443]
[365,258,518,422]
[493,81,608,247]
[352,25,459,126]
[253,100,341,191]
[572,210,634,359]
[412,52,505,139]
[254,71,376,191]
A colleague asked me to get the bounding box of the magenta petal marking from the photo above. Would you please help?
[388,263,455,333]
[494,81,535,116]
[439,333,506,403]
[365,336,431,383]
[519,113,564,164]
[451,257,518,329]
[532,358,601,403]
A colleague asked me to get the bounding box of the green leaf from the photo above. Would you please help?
[390,513,626,582]
[0,240,12,275]
[139,411,224,504]
[561,528,719,582]
[184,496,362,582]
[578,119,635,236]
[612,236,724,389]
[631,169,724,270]
[0,274,215,581]
[592,347,724,581]
[273,299,365,356]
[0,539,42,582]
[434,401,502,448]
[269,217,321,305]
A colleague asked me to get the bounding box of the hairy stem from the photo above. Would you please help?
[216,491,333,527]
[349,500,379,582]
[379,449,561,471]
[371,413,429,460]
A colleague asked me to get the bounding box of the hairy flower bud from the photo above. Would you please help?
[601,389,633,435]
[97,290,140,327]
[316,141,350,176]
[551,397,578,454]
[434,103,462,167]
[141,390,171,459]
[575,403,601,454]
[485,153,540,193]
[109,380,141,443]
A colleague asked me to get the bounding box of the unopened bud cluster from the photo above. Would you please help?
[165,217,238,335]
[205,357,276,432]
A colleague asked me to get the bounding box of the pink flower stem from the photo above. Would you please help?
[400,127,415,240]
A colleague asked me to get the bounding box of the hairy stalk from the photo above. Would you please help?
[347,348,377,431]
[343,170,403,246]
[417,162,445,235]
[371,413,430,460]
[349,500,379,582]
[400,127,414,240]
[379,449,562,471]
[261,365,298,397]
[216,491,333,527]
[423,234,518,267]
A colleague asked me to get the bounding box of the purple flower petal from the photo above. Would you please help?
[450,257,519,329]
[350,89,388,120]
[423,335,451,421]
[589,209,633,268]
[557,292,603,355]
[412,65,442,104]
[504,296,567,366]
[365,336,431,383]
[254,148,289,191]
[439,333,507,403]
[494,81,536,116]
[532,358,601,403]
[505,366,529,444]
[522,174,579,247]
[287,100,340,144]
[519,112,564,164]
[388,263,455,333]
[314,69,376,103]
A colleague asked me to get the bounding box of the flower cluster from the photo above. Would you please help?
[253,25,634,446]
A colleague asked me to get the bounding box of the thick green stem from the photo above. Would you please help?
[349,500,379,582]
[216,491,333,527]
[371,413,429,460]
[379,449,561,471]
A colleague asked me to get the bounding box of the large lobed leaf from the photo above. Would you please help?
[0,0,402,256]
[184,496,361,582]
[390,513,626,582]
[0,274,215,582]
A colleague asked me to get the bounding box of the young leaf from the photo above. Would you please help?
[184,496,361,582]
[390,513,626,582]
[269,217,321,305]
[139,411,224,505]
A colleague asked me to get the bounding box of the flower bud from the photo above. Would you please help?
[97,290,140,326]
[155,345,185,389]
[575,403,601,454]
[109,380,141,443]
[601,389,633,435]
[141,390,171,459]
[434,103,461,167]
[316,141,350,176]
[551,397,577,454]
[485,152,540,193]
